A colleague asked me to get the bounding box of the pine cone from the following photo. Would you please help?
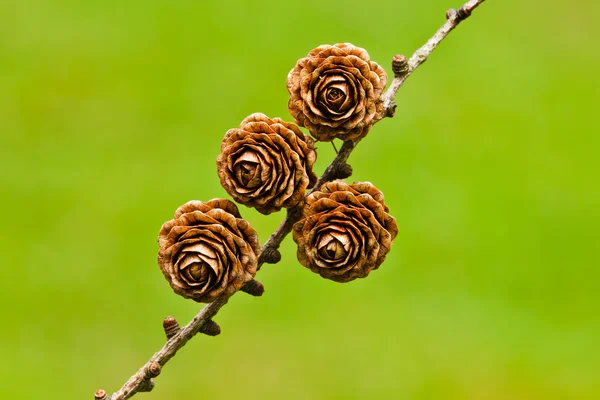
[158,199,261,303]
[292,181,398,282]
[286,43,388,142]
[217,113,317,215]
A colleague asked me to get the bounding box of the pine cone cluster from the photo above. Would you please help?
[158,43,397,303]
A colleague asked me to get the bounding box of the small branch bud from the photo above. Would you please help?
[391,54,408,77]
[386,102,397,118]
[163,316,180,340]
[241,279,265,296]
[456,6,472,20]
[262,248,282,264]
[138,379,155,393]
[94,389,109,400]
[146,362,162,378]
[332,163,353,180]
[200,320,221,336]
[447,7,471,21]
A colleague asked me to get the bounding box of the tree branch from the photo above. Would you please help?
[99,2,486,398]
[382,0,486,113]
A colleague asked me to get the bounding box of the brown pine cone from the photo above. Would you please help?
[286,43,388,142]
[216,113,317,215]
[292,181,398,282]
[158,199,261,303]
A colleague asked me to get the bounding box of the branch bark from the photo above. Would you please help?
[100,1,486,398]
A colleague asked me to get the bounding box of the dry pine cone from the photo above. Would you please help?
[293,181,398,282]
[217,113,317,215]
[287,43,387,142]
[158,199,261,303]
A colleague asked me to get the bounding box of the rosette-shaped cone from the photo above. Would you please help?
[217,113,317,215]
[292,181,398,282]
[287,43,388,142]
[158,199,261,303]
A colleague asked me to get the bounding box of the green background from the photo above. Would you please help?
[1,0,598,399]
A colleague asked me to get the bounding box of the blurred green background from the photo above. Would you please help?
[1,0,598,398]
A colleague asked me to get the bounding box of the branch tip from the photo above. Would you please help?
[200,320,221,336]
[241,279,266,296]
[95,389,109,400]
